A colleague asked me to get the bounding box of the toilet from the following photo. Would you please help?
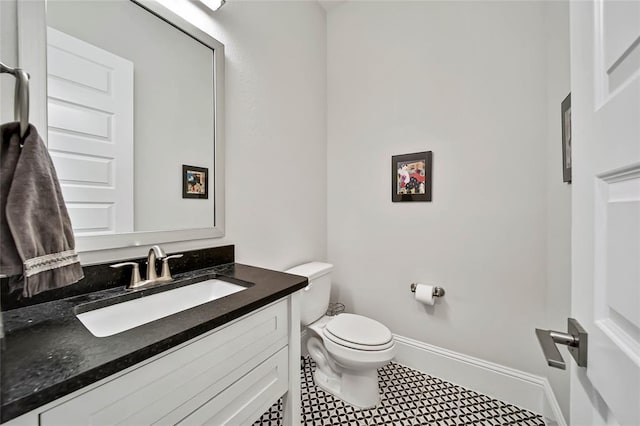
[286,262,396,409]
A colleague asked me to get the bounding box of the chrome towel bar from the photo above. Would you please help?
[0,61,30,138]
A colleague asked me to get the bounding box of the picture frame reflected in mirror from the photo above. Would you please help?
[183,165,209,199]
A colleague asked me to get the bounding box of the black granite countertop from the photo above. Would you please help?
[0,263,307,423]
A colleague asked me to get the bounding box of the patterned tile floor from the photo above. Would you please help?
[255,357,546,425]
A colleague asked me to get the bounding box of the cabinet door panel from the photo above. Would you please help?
[177,347,289,426]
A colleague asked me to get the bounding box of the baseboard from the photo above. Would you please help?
[541,378,566,426]
[392,334,567,426]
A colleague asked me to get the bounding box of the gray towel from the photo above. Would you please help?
[1,122,83,297]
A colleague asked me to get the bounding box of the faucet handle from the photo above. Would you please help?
[159,254,184,281]
[110,262,143,288]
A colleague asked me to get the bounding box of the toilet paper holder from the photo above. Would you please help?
[410,283,445,297]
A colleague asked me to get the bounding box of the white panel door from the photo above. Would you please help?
[570,1,640,425]
[47,27,134,235]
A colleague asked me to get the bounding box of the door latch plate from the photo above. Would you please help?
[567,318,588,368]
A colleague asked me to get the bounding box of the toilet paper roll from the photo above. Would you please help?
[414,283,435,306]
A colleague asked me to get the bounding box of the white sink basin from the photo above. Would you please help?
[76,279,247,337]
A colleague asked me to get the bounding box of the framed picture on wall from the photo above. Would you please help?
[182,165,209,199]
[392,151,433,202]
[561,93,572,183]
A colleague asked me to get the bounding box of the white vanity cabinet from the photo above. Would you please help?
[6,293,301,426]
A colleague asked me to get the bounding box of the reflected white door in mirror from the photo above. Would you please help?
[47,27,134,236]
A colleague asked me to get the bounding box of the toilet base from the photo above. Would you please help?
[313,365,380,409]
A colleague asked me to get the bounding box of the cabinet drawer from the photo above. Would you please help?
[177,347,288,426]
[40,300,288,426]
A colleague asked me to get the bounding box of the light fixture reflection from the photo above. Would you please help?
[201,0,226,12]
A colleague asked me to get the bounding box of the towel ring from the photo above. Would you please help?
[0,61,30,139]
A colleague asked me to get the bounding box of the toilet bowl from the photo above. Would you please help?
[285,262,396,408]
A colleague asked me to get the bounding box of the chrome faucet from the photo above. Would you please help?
[111,245,182,289]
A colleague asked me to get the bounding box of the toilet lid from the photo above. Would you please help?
[324,314,393,349]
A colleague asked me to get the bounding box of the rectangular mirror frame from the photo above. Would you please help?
[17,0,225,253]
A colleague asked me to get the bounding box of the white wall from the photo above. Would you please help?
[543,1,572,421]
[327,0,555,382]
[76,0,328,267]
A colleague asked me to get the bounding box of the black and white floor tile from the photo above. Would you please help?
[254,357,546,425]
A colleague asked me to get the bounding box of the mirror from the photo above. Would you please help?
[39,0,224,252]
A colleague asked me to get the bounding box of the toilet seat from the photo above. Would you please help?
[323,314,393,351]
[323,331,395,351]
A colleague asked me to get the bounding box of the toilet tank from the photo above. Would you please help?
[285,262,333,326]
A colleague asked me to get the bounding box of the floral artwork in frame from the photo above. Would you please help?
[392,151,433,202]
